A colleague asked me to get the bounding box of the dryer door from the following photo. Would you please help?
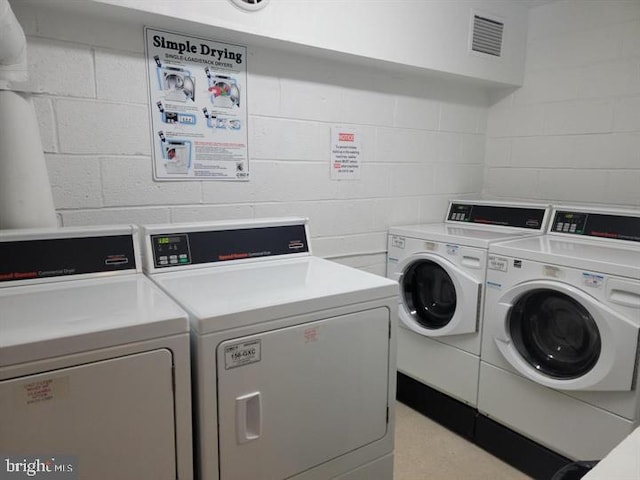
[216,307,390,480]
[397,253,481,337]
[494,280,639,391]
[0,349,177,479]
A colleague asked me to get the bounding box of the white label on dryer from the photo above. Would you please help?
[488,255,508,272]
[224,340,262,369]
[391,236,405,249]
[582,273,605,288]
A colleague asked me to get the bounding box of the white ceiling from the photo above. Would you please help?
[526,0,561,8]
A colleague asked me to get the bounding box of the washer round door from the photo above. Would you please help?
[493,280,640,391]
[397,253,481,337]
[508,289,601,380]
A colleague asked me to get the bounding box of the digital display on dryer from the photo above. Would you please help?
[151,234,191,268]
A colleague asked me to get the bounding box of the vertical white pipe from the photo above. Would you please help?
[0,0,57,229]
[0,90,57,228]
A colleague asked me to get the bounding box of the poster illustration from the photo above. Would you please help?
[145,27,249,181]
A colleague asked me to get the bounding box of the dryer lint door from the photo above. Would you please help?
[0,349,177,479]
[397,253,481,337]
[216,307,390,480]
[494,280,639,391]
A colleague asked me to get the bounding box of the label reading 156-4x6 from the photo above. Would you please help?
[224,340,261,369]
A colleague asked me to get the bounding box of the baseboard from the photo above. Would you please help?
[475,414,571,480]
[396,372,573,480]
[396,371,476,440]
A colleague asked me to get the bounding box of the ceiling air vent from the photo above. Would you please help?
[471,14,504,57]
[230,0,270,11]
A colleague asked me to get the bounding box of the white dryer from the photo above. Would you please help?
[0,226,193,480]
[387,200,550,437]
[140,218,398,480]
[479,206,640,467]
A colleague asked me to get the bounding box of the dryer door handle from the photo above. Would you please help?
[236,391,262,444]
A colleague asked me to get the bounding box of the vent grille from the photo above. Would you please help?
[230,0,269,11]
[471,15,504,57]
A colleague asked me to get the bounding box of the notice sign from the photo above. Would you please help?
[145,27,249,181]
[331,127,361,180]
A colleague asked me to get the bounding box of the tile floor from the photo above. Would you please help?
[393,401,532,479]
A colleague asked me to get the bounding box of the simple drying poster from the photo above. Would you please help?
[145,27,249,181]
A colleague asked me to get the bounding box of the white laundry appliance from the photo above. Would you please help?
[387,200,550,438]
[140,218,398,480]
[0,225,193,480]
[478,206,640,478]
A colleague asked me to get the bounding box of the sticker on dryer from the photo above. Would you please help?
[303,326,320,343]
[224,339,261,369]
[582,273,605,288]
[488,255,508,272]
[391,236,405,249]
[17,376,69,406]
[446,244,459,256]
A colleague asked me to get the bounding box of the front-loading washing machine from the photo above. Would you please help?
[478,206,640,477]
[140,217,398,480]
[0,225,193,480]
[387,200,550,437]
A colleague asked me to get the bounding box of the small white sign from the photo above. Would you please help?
[224,340,261,369]
[446,244,460,256]
[392,236,405,249]
[582,272,605,288]
[488,255,509,272]
[331,127,361,180]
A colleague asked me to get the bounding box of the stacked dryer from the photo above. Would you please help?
[478,206,640,478]
[387,200,550,437]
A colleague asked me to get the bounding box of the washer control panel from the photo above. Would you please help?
[551,210,640,243]
[447,203,547,230]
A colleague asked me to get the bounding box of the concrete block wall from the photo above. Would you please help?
[484,0,640,207]
[11,4,488,275]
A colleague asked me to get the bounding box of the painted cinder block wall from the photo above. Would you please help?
[11,4,488,276]
[484,0,640,206]
[11,1,640,277]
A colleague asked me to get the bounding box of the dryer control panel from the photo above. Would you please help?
[551,210,640,243]
[0,228,137,285]
[148,222,310,269]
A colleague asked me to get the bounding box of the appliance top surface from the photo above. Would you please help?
[0,274,189,367]
[388,223,540,249]
[489,235,640,279]
[150,256,398,334]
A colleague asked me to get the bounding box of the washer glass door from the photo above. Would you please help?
[402,260,457,330]
[508,289,601,379]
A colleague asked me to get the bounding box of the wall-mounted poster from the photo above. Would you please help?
[145,27,249,181]
[330,127,361,180]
